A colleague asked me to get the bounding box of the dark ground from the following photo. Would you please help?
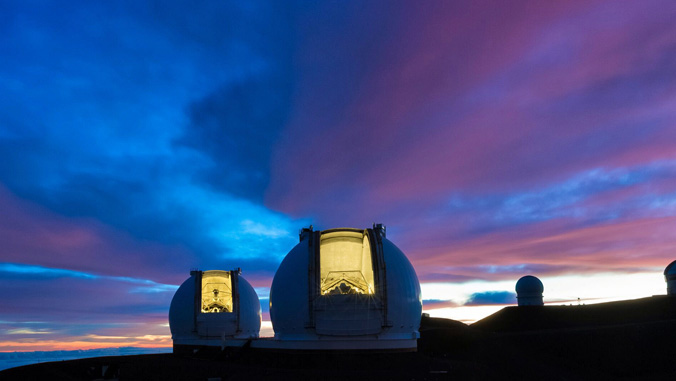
[3,297,676,380]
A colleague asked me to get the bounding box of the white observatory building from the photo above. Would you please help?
[169,269,261,353]
[266,224,422,351]
[516,275,544,306]
[665,260,676,296]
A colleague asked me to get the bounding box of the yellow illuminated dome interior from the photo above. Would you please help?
[319,230,375,295]
[201,270,233,313]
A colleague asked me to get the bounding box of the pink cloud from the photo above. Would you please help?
[0,185,193,284]
[411,216,676,282]
[267,0,676,227]
[0,274,175,351]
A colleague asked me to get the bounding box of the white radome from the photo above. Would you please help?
[267,224,422,351]
[169,269,261,349]
[515,275,544,306]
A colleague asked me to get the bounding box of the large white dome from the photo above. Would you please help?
[268,224,422,350]
[169,269,261,349]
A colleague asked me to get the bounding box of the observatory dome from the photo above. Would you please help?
[665,260,676,295]
[515,275,544,306]
[268,224,422,351]
[169,269,261,352]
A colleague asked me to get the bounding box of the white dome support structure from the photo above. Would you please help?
[266,224,422,351]
[665,260,676,296]
[169,268,261,353]
[516,275,544,306]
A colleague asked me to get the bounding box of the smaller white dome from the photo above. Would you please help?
[516,275,544,306]
[516,275,544,294]
[169,269,261,347]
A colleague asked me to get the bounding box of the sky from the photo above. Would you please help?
[2,0,676,351]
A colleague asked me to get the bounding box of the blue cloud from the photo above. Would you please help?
[0,263,97,279]
[0,263,177,293]
[444,161,676,233]
[0,0,305,280]
[259,298,270,314]
[464,291,516,306]
[178,74,294,201]
[422,299,459,308]
[431,263,653,281]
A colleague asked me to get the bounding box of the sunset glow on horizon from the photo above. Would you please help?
[2,0,676,352]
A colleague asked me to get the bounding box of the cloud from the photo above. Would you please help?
[0,0,304,281]
[0,263,178,294]
[0,271,176,351]
[446,161,676,225]
[266,1,676,229]
[422,299,460,309]
[0,264,97,279]
[0,275,174,323]
[0,186,196,283]
[413,216,676,283]
[178,75,293,201]
[464,291,517,306]
[5,328,52,335]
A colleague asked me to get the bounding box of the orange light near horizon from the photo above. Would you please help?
[0,334,173,352]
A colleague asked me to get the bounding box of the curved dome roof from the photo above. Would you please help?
[269,225,422,342]
[169,269,261,342]
[169,274,197,337]
[664,260,676,276]
[516,275,544,295]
